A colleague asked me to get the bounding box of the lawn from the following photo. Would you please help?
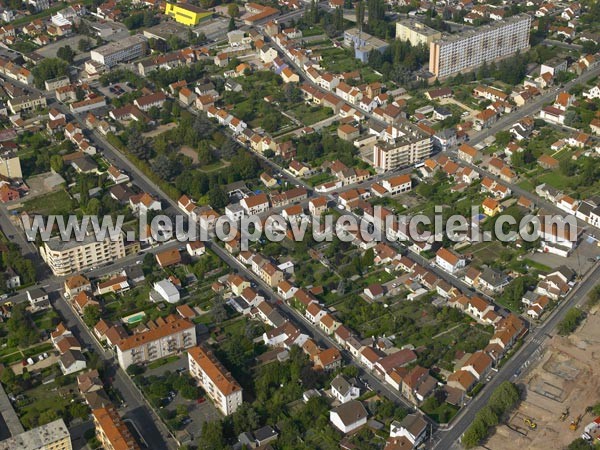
[536,171,572,191]
[32,309,60,331]
[15,379,79,429]
[23,189,75,216]
[301,26,325,37]
[517,179,535,192]
[148,355,180,370]
[289,103,333,126]
[318,48,363,73]
[462,241,507,266]
[523,258,551,273]
[306,172,335,187]
[360,270,395,288]
[198,160,226,172]
[421,399,459,424]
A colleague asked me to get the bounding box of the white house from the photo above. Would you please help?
[329,400,368,433]
[59,349,87,375]
[389,414,428,447]
[27,288,49,309]
[240,193,269,215]
[435,248,466,274]
[380,174,411,195]
[583,84,600,100]
[186,241,206,257]
[305,303,326,324]
[330,374,360,404]
[277,281,298,300]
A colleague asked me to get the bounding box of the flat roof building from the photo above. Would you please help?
[39,232,126,277]
[165,2,212,26]
[429,14,531,79]
[396,19,441,47]
[373,121,432,171]
[0,419,71,450]
[90,34,148,68]
[343,28,389,63]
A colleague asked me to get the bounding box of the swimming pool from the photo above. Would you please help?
[122,311,146,325]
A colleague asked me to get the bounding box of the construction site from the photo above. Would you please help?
[484,308,600,449]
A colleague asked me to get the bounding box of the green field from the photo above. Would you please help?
[289,103,333,125]
[23,190,74,216]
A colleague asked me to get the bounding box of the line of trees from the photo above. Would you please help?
[558,308,585,335]
[461,381,520,448]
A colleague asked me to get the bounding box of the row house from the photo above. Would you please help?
[270,187,308,208]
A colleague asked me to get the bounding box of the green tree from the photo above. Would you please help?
[228,3,239,17]
[32,58,69,89]
[50,154,64,173]
[558,308,585,335]
[588,285,600,307]
[228,16,236,31]
[494,130,512,148]
[208,185,228,208]
[477,406,498,427]
[57,45,75,64]
[567,438,592,450]
[69,402,90,420]
[355,0,365,27]
[83,304,102,328]
[361,247,375,267]
[78,38,91,52]
[199,420,225,450]
[461,417,487,448]
[85,198,102,216]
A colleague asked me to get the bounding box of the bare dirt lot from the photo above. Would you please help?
[485,310,600,449]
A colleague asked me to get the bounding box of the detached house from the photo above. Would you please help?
[329,400,368,434]
[330,374,360,404]
[457,144,478,164]
[435,248,466,274]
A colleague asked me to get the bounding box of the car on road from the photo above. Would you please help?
[197,397,206,404]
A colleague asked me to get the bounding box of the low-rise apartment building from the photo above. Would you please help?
[92,406,140,450]
[373,123,432,171]
[115,316,196,369]
[40,233,126,277]
[188,345,243,416]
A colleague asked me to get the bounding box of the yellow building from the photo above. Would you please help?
[482,197,501,217]
[396,19,441,47]
[165,2,212,26]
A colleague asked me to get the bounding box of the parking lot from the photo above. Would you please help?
[145,354,222,441]
[36,36,89,65]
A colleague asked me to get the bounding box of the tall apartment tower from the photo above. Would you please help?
[429,14,532,79]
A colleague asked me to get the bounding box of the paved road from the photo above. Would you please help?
[469,63,600,147]
[51,288,176,450]
[434,262,600,449]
